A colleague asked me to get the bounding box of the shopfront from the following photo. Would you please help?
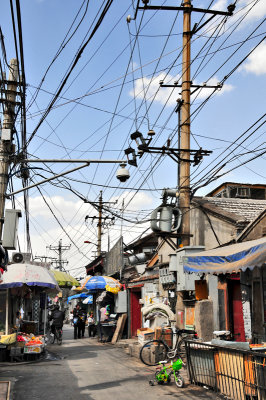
[184,237,266,343]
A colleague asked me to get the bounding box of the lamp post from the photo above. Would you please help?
[84,240,97,246]
[84,240,100,256]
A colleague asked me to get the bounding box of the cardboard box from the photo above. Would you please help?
[10,347,23,356]
[24,345,42,354]
[137,328,154,344]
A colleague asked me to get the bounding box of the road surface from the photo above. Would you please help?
[0,326,223,400]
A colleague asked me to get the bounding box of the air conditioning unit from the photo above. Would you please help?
[12,252,31,264]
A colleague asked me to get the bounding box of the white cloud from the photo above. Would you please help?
[11,192,155,277]
[237,0,266,24]
[240,41,266,76]
[110,191,155,211]
[24,195,84,219]
[129,73,179,107]
[212,0,266,23]
[195,76,234,99]
[208,1,266,34]
[129,73,233,106]
[212,0,228,12]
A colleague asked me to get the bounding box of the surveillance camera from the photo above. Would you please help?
[116,163,130,183]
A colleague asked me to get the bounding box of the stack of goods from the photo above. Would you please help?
[16,334,28,348]
[16,333,45,354]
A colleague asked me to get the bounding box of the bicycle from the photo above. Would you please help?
[50,326,63,345]
[149,359,184,388]
[140,328,197,367]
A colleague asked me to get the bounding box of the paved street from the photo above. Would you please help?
[0,326,223,400]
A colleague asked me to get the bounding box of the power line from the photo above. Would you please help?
[26,0,114,147]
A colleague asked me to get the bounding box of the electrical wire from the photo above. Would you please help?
[26,0,114,148]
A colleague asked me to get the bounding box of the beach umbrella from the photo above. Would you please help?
[84,276,122,293]
[0,263,59,291]
[74,275,92,291]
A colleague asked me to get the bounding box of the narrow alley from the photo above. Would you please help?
[0,326,222,400]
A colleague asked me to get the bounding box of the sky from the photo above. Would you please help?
[1,0,265,277]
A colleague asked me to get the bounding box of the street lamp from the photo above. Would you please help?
[84,240,97,246]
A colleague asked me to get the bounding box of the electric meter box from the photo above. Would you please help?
[114,290,127,313]
[169,246,205,291]
[2,209,22,250]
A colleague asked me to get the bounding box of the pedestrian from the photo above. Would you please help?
[15,311,22,330]
[73,305,80,339]
[73,304,86,339]
[49,305,65,335]
[87,312,95,337]
[69,311,74,327]
[98,306,108,342]
[78,307,86,338]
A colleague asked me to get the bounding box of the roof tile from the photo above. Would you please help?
[203,197,266,222]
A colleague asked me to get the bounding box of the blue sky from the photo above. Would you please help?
[1,0,265,276]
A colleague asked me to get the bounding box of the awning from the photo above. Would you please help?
[84,276,122,293]
[50,270,79,287]
[183,237,266,274]
[67,293,93,304]
[0,263,59,290]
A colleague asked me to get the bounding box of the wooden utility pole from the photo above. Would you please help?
[136,1,233,248]
[85,191,115,257]
[47,239,71,271]
[0,59,19,242]
[179,0,191,247]
[97,191,103,257]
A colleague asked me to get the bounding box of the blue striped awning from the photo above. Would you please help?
[183,237,266,274]
[67,293,93,304]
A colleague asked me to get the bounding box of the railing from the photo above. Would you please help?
[185,340,266,400]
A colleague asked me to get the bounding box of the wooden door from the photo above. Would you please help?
[130,289,141,337]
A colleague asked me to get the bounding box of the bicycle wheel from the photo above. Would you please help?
[177,338,187,367]
[140,340,168,366]
[50,331,55,344]
[155,370,165,385]
[174,372,184,388]
[56,329,62,345]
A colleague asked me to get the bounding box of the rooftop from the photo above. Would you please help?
[206,182,266,197]
[198,197,266,223]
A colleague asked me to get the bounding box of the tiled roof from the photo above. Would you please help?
[200,197,266,223]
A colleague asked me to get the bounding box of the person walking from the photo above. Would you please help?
[87,312,95,337]
[73,304,86,339]
[78,307,86,338]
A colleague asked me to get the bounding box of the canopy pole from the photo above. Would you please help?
[5,289,8,334]
[43,292,47,337]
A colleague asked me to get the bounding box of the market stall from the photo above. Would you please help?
[69,276,123,341]
[84,276,122,342]
[0,263,59,360]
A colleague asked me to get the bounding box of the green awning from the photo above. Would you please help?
[50,270,79,287]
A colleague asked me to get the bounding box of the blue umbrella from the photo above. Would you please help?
[67,293,93,304]
[84,276,121,291]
